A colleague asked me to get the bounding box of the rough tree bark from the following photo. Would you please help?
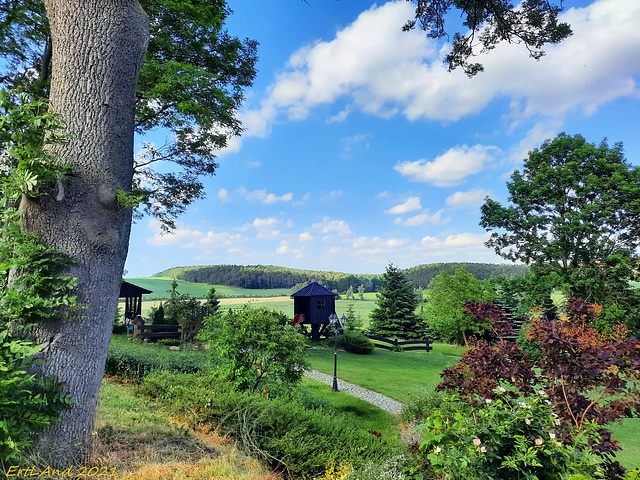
[19,1,149,465]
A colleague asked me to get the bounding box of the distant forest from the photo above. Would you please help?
[404,262,529,289]
[154,263,528,292]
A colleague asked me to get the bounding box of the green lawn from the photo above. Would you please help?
[305,344,464,404]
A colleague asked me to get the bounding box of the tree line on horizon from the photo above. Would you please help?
[152,262,529,292]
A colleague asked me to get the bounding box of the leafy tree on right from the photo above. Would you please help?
[480,133,640,333]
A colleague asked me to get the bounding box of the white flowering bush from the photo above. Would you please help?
[417,389,604,480]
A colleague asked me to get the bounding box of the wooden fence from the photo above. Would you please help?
[365,335,433,352]
[135,324,181,341]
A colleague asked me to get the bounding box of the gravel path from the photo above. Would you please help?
[304,369,404,415]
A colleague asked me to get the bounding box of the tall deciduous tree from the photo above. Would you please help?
[19,0,149,465]
[423,266,496,345]
[369,263,420,338]
[480,133,640,331]
[0,0,258,230]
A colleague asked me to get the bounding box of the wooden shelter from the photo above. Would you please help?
[119,281,152,322]
[292,282,337,341]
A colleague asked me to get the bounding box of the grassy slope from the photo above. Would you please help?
[94,380,280,479]
[306,344,465,404]
[125,277,292,299]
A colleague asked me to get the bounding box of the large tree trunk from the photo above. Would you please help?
[19,1,148,465]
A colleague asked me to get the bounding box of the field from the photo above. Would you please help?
[125,277,293,299]
[124,277,381,327]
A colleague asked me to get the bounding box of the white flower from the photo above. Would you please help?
[549,433,556,439]
[435,446,441,453]
[525,418,532,425]
[538,390,546,395]
[498,386,506,393]
[485,398,492,404]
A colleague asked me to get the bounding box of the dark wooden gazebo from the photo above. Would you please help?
[292,282,337,341]
[119,281,152,322]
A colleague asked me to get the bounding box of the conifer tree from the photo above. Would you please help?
[369,263,420,338]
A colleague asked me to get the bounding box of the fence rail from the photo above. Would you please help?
[365,335,432,352]
[135,324,181,341]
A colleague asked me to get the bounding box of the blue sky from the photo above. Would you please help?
[124,0,640,277]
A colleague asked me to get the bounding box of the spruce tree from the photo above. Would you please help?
[369,263,420,338]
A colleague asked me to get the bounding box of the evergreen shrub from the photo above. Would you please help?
[105,336,214,381]
[337,331,375,354]
[138,372,400,478]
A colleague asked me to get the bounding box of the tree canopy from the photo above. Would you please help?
[480,135,640,286]
[406,0,572,76]
[480,133,640,331]
[423,266,496,345]
[0,0,258,230]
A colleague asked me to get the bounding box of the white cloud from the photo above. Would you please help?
[252,217,280,229]
[299,232,314,242]
[394,209,449,226]
[145,220,247,249]
[218,188,229,202]
[395,144,499,187]
[446,189,492,208]
[312,217,352,236]
[264,192,293,204]
[231,0,640,152]
[386,196,422,214]
[237,188,294,204]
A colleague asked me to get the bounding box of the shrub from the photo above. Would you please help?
[200,305,309,391]
[338,331,375,354]
[400,390,449,423]
[0,331,73,461]
[105,335,215,381]
[435,300,640,476]
[417,389,605,480]
[138,372,400,479]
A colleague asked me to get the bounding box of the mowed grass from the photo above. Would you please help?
[300,378,400,437]
[306,344,464,404]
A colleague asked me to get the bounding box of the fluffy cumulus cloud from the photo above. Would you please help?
[228,0,640,152]
[236,187,293,204]
[312,217,352,236]
[146,220,247,249]
[386,196,422,214]
[394,209,449,227]
[394,145,499,187]
[446,189,492,208]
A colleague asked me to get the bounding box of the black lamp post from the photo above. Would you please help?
[329,313,348,392]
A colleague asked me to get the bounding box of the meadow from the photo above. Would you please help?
[103,334,640,472]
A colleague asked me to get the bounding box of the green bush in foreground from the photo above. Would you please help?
[337,331,375,354]
[200,305,309,391]
[105,335,214,381]
[417,389,604,480]
[138,372,400,478]
[0,332,73,461]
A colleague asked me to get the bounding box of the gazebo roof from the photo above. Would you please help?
[291,281,337,297]
[119,281,153,297]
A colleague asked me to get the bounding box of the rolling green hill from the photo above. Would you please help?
[124,277,292,300]
[152,262,528,292]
